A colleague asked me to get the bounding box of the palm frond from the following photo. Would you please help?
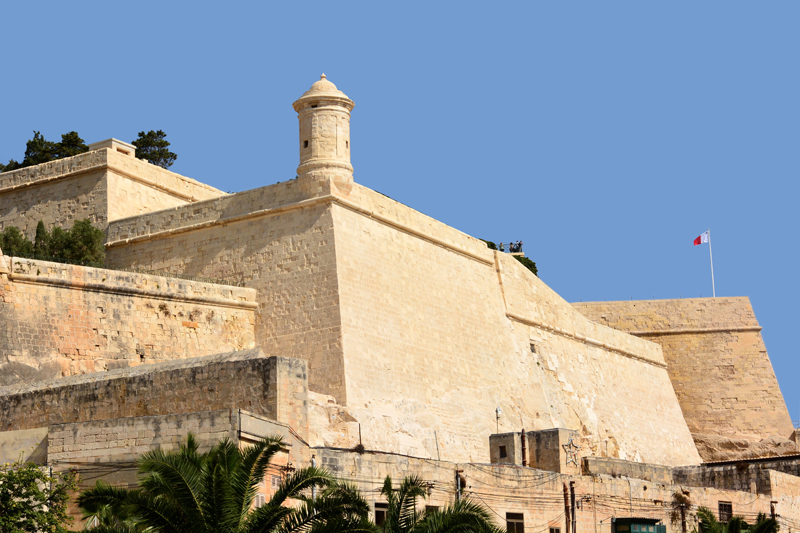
[269,466,333,507]
[230,436,285,529]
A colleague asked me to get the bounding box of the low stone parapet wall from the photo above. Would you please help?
[0,350,309,439]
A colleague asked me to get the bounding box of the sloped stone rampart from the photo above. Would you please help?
[0,256,256,385]
[106,179,701,465]
[572,298,794,447]
[0,350,309,439]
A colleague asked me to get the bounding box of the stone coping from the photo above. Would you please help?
[7,256,256,309]
[0,348,265,397]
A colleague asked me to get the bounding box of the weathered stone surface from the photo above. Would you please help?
[573,298,795,459]
[692,433,798,462]
[0,256,256,385]
[0,350,309,439]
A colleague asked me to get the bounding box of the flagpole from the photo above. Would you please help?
[708,228,716,298]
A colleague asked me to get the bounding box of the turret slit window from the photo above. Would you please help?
[304,140,308,148]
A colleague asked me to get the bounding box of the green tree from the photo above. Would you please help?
[514,255,538,277]
[78,433,375,533]
[22,131,59,167]
[34,220,51,257]
[0,131,89,173]
[58,219,105,264]
[0,460,76,533]
[53,131,89,159]
[132,130,177,168]
[0,226,34,256]
[378,475,503,533]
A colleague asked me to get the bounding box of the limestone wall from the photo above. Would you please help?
[104,179,701,466]
[106,180,347,401]
[326,184,699,465]
[572,298,794,447]
[0,350,309,439]
[0,148,224,240]
[0,256,255,385]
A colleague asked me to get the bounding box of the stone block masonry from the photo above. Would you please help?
[0,350,309,439]
[105,177,701,466]
[572,298,794,456]
[0,147,224,239]
[106,179,347,402]
[0,255,256,385]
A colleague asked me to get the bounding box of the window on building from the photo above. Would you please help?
[550,527,561,533]
[507,512,525,533]
[375,503,389,526]
[254,493,266,507]
[719,502,733,522]
[271,475,281,489]
[499,445,508,458]
[426,505,440,514]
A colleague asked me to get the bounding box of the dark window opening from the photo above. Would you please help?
[375,503,388,526]
[346,140,349,148]
[499,446,508,458]
[311,105,318,108]
[719,502,733,523]
[550,528,561,533]
[530,343,536,353]
[303,140,309,148]
[426,505,439,514]
[507,512,524,533]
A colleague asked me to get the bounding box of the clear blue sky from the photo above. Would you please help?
[2,2,798,423]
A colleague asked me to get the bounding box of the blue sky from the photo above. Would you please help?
[1,2,798,423]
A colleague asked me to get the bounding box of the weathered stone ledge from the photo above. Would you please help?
[8,256,257,310]
[506,311,668,368]
[628,326,762,336]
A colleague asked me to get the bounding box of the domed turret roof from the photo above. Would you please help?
[293,74,354,112]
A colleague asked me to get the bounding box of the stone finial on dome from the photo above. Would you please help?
[293,74,354,112]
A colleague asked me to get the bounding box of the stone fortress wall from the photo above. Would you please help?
[0,146,224,239]
[1,74,799,531]
[572,298,794,461]
[99,172,701,466]
[0,254,256,386]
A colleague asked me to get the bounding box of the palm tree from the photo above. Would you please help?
[696,507,779,533]
[669,491,691,533]
[377,475,504,533]
[77,434,375,533]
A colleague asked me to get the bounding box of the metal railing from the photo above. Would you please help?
[9,252,247,287]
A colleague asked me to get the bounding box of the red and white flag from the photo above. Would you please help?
[694,231,709,246]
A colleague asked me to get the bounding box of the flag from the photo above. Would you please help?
[694,231,709,246]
